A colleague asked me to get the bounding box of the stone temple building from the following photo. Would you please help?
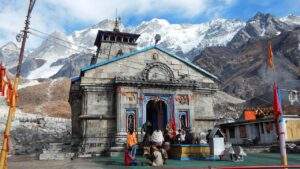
[69,19,220,154]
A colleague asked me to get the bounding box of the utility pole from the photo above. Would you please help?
[0,0,36,168]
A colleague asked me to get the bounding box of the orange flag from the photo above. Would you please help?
[6,80,14,106]
[0,66,3,93]
[0,66,6,95]
[267,42,274,70]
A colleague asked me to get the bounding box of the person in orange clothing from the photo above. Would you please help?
[127,128,138,159]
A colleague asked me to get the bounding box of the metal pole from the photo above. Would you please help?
[0,1,36,168]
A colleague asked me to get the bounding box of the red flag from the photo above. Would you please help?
[170,118,176,138]
[273,82,282,121]
[267,42,274,70]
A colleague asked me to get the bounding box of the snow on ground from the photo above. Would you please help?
[0,97,70,132]
[213,91,245,104]
[0,96,70,154]
[18,80,40,89]
[27,61,63,79]
[26,59,62,79]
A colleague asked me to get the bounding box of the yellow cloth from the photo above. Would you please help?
[127,132,137,147]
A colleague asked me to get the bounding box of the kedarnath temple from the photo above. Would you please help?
[69,19,220,154]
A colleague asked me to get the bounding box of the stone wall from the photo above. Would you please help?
[69,82,82,139]
[78,87,116,153]
[98,42,136,62]
[192,92,216,134]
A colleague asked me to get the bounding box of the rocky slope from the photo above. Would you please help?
[18,78,71,118]
[0,97,71,154]
[194,27,300,110]
[228,12,294,49]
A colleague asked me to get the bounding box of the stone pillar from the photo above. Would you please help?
[114,86,127,147]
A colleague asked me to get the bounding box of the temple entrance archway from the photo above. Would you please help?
[146,100,168,131]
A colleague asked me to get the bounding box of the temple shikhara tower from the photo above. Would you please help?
[69,18,220,154]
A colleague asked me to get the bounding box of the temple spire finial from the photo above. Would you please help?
[113,9,121,32]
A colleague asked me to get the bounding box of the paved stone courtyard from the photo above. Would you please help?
[7,153,300,169]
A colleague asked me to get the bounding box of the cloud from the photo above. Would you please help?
[0,0,64,48]
[42,0,237,20]
[0,0,236,48]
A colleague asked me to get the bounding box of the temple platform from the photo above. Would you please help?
[169,144,218,160]
[7,153,300,169]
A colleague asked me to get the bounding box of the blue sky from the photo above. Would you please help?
[0,0,299,47]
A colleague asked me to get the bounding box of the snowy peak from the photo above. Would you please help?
[0,41,18,52]
[135,18,170,33]
[228,12,293,48]
[2,13,299,80]
[251,12,273,21]
[91,19,125,31]
[30,31,72,60]
[134,18,244,53]
[72,19,125,48]
[246,12,289,37]
[280,14,300,26]
[0,42,19,68]
[26,31,74,79]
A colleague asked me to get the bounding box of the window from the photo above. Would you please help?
[260,123,264,134]
[117,36,122,42]
[104,35,109,41]
[126,109,136,132]
[239,125,247,138]
[266,122,273,133]
[229,127,235,138]
[178,111,189,129]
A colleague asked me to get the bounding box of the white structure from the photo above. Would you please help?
[220,115,300,145]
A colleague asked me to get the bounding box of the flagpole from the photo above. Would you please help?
[0,1,36,168]
[278,117,287,166]
[269,42,288,167]
[277,86,287,166]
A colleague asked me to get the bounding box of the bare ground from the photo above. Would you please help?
[8,156,105,169]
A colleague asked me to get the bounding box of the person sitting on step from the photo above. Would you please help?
[127,128,138,159]
[151,127,164,146]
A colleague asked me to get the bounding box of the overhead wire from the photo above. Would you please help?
[28,28,297,92]
[21,28,215,80]
[29,28,209,78]
[28,31,93,54]
[29,28,96,53]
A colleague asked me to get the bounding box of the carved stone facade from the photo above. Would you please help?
[70,46,219,154]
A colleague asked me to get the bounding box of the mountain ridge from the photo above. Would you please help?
[0,12,299,82]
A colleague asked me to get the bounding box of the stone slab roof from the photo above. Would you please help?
[80,46,219,82]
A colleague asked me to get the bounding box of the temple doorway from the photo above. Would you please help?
[146,100,168,131]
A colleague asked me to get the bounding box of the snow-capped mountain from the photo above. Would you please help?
[133,18,245,53]
[72,19,125,48]
[280,14,300,26]
[26,31,74,79]
[0,13,299,80]
[0,41,20,68]
[228,12,293,48]
[7,18,245,79]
